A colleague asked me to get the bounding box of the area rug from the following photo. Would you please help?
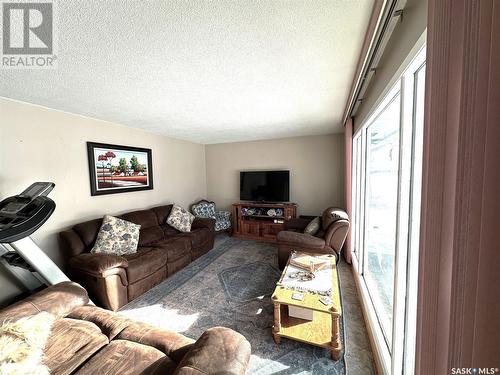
[119,237,346,375]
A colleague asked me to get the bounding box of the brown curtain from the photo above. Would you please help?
[343,117,353,263]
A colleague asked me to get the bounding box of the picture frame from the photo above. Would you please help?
[87,142,154,196]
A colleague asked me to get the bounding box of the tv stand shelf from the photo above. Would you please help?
[232,202,297,242]
[242,214,286,219]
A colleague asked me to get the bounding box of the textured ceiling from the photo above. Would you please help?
[0,0,374,144]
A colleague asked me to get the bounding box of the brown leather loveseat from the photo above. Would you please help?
[0,282,251,374]
[277,207,350,269]
[60,205,215,311]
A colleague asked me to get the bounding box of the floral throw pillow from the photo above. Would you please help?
[91,215,140,256]
[167,205,195,233]
[192,201,216,219]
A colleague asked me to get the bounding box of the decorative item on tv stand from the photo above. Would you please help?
[232,202,297,242]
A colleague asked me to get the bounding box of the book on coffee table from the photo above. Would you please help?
[290,254,329,272]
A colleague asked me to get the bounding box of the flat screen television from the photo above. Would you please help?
[240,170,290,202]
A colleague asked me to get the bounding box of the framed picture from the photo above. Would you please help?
[87,142,154,196]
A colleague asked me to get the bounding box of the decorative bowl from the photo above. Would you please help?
[267,209,276,217]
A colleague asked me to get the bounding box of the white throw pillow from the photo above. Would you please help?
[167,205,195,233]
[91,215,141,256]
[0,312,55,375]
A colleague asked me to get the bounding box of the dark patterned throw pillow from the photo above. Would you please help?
[91,215,140,256]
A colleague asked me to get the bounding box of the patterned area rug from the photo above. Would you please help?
[119,237,346,374]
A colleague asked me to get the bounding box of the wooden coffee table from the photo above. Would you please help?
[271,252,342,360]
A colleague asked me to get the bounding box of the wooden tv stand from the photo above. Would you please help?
[232,202,297,242]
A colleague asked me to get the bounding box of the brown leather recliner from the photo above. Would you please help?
[0,282,251,375]
[277,207,350,269]
[60,204,215,311]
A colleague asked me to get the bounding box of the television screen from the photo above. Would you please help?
[240,171,290,202]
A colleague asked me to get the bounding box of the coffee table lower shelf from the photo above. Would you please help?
[272,303,342,360]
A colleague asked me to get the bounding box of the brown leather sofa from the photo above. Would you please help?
[0,282,251,375]
[277,207,350,269]
[60,205,215,311]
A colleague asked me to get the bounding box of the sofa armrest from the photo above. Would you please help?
[0,282,89,321]
[191,217,216,232]
[68,253,128,276]
[174,327,251,375]
[284,218,312,231]
[68,253,129,311]
[277,231,326,249]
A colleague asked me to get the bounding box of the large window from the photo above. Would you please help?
[351,47,426,374]
[364,91,401,348]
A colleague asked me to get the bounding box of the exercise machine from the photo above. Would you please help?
[0,182,70,290]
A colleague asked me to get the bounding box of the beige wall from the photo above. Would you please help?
[355,0,427,130]
[205,134,344,216]
[0,101,345,305]
[0,98,206,304]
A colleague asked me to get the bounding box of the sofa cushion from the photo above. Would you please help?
[73,218,103,249]
[68,305,132,341]
[121,210,158,229]
[127,268,167,302]
[166,205,195,233]
[44,318,108,375]
[150,237,190,262]
[167,255,191,276]
[162,225,180,237]
[191,217,216,232]
[91,215,141,256]
[124,247,168,283]
[176,228,211,249]
[315,229,326,238]
[151,205,173,225]
[138,226,164,246]
[277,231,326,249]
[60,229,86,257]
[74,340,173,375]
[115,320,195,361]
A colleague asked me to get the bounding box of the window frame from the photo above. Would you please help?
[350,46,426,375]
[362,86,402,351]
